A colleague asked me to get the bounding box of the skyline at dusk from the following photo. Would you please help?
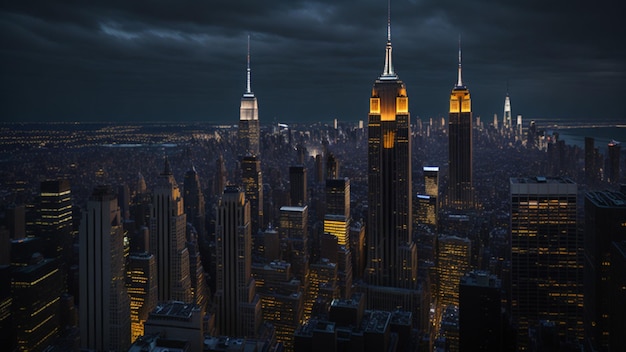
[1,1,624,123]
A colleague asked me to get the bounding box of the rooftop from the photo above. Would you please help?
[586,189,626,208]
[149,301,200,319]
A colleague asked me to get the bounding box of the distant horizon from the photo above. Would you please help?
[2,2,624,124]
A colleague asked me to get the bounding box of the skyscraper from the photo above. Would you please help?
[242,155,264,234]
[127,252,157,343]
[37,179,72,264]
[459,271,502,351]
[437,235,471,310]
[79,186,130,351]
[183,166,206,238]
[448,41,474,210]
[11,254,63,352]
[289,165,307,207]
[149,158,192,303]
[366,3,416,289]
[503,92,512,130]
[510,177,583,347]
[584,189,626,349]
[607,140,621,185]
[237,35,260,157]
[214,186,262,337]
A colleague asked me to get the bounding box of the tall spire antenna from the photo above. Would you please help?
[246,34,252,95]
[381,0,396,79]
[457,34,463,87]
[387,0,391,42]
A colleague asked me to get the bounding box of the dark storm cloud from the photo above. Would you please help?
[1,0,624,123]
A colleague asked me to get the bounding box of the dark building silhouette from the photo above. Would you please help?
[150,159,192,303]
[607,140,621,185]
[447,41,474,210]
[585,137,601,186]
[214,186,262,337]
[584,189,626,349]
[79,186,130,351]
[241,156,264,234]
[459,271,502,351]
[609,241,626,351]
[184,166,206,238]
[289,165,307,207]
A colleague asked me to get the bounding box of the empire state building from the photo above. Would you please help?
[366,6,416,289]
[448,40,474,210]
[237,36,260,157]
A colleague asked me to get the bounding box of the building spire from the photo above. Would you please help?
[457,34,463,87]
[381,0,396,79]
[245,34,253,96]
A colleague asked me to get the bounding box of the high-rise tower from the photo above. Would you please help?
[79,186,131,351]
[184,166,206,238]
[214,186,262,337]
[510,177,583,347]
[242,156,264,234]
[366,1,416,289]
[237,35,260,157]
[503,92,512,130]
[149,158,192,303]
[448,39,474,210]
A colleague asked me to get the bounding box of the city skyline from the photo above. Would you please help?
[1,1,623,123]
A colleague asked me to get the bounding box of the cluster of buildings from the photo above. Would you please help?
[0,5,625,352]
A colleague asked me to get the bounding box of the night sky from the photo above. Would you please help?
[1,1,624,124]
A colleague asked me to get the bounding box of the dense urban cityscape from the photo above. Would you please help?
[1,2,626,352]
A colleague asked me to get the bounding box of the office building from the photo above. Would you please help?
[252,261,303,350]
[37,179,73,265]
[127,252,157,343]
[79,186,130,351]
[366,4,416,289]
[607,140,621,185]
[584,189,626,349]
[237,36,260,157]
[149,158,192,303]
[416,194,437,227]
[279,205,309,282]
[585,137,600,186]
[214,186,262,337]
[437,235,471,310]
[510,177,583,346]
[448,41,474,210]
[459,271,502,351]
[242,155,264,234]
[11,255,63,352]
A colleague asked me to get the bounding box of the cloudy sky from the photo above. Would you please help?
[1,1,623,124]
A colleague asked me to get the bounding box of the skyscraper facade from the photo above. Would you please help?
[448,43,473,210]
[607,140,621,185]
[37,179,73,264]
[237,36,260,157]
[11,255,63,352]
[584,189,626,349]
[437,235,471,310]
[127,252,157,343]
[503,93,512,130]
[214,186,262,337]
[242,155,264,234]
[366,7,416,289]
[510,177,583,346]
[149,159,192,303]
[183,166,206,238]
[79,186,130,351]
